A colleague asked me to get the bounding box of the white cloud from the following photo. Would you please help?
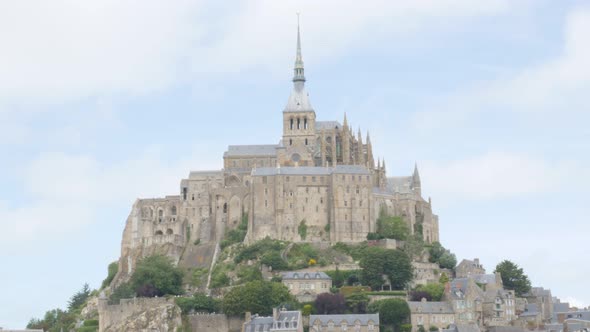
[411,6,590,132]
[564,297,590,309]
[0,147,220,252]
[421,152,576,200]
[0,0,516,108]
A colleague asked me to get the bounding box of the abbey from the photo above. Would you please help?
[115,23,439,279]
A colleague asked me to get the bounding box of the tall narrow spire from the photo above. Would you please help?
[293,13,305,84]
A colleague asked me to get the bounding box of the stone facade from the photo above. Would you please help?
[282,271,332,302]
[309,314,379,332]
[243,308,303,332]
[409,299,456,332]
[112,21,440,285]
[456,259,486,278]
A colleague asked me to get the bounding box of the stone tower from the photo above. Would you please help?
[281,17,316,166]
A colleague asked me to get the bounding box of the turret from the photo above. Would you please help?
[412,163,422,197]
[366,131,375,169]
[342,113,350,164]
[357,128,364,166]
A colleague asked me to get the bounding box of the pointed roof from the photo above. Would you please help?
[413,163,421,183]
[343,113,348,128]
[284,14,314,113]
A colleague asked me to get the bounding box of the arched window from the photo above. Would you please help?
[304,118,308,129]
[166,229,173,235]
[223,203,228,213]
[305,138,308,145]
[155,230,163,235]
[289,139,293,146]
[297,118,301,129]
[290,118,294,130]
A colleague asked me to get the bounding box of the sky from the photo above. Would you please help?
[1,0,589,328]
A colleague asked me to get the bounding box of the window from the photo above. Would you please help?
[264,188,268,195]
[290,139,293,146]
[304,118,308,129]
[305,138,308,145]
[265,200,268,208]
[290,118,294,130]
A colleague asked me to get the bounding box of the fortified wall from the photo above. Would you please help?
[97,297,181,332]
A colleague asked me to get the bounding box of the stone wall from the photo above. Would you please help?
[98,297,181,332]
[187,313,243,332]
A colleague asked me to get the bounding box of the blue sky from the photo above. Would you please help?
[1,0,589,328]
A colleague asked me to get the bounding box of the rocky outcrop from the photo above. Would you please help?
[98,297,181,332]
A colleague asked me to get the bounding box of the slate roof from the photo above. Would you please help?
[284,84,314,112]
[224,145,279,157]
[315,121,342,131]
[374,177,415,195]
[251,165,370,176]
[281,271,331,280]
[470,274,496,285]
[309,314,379,326]
[409,301,455,314]
[443,324,482,332]
[188,170,223,179]
[244,316,273,332]
[243,311,301,332]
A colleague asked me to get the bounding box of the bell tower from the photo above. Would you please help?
[281,14,316,166]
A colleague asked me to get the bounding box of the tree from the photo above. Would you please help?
[428,242,457,269]
[368,298,410,332]
[438,252,457,269]
[130,255,184,297]
[332,267,345,288]
[377,213,410,241]
[360,247,413,290]
[314,293,347,314]
[439,272,449,284]
[222,280,296,316]
[101,261,119,289]
[346,292,370,314]
[175,293,220,314]
[27,308,76,332]
[403,234,425,261]
[494,260,532,297]
[68,283,91,312]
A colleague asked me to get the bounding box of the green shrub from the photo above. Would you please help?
[298,219,308,240]
[175,293,220,314]
[401,324,413,332]
[83,319,99,326]
[237,266,263,283]
[101,261,119,289]
[261,251,289,271]
[234,238,286,264]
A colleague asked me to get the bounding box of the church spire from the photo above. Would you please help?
[293,13,305,84]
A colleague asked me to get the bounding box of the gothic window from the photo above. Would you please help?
[297,118,301,129]
[304,118,308,129]
[305,138,308,145]
[290,139,293,146]
[290,118,294,130]
[223,203,228,213]
[182,187,187,200]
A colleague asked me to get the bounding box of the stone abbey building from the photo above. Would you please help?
[116,23,440,280]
